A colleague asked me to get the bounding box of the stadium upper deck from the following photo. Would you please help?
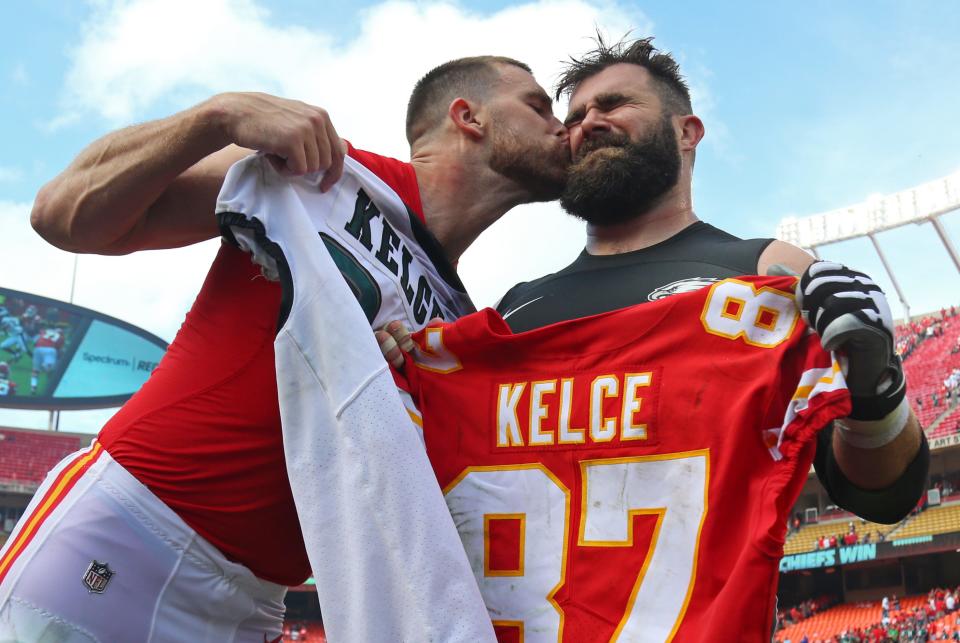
[0,426,92,491]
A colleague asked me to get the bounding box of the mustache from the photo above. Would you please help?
[574,132,633,161]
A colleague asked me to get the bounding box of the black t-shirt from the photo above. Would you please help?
[499,222,771,332]
[496,221,928,524]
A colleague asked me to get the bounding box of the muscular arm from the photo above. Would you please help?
[759,240,925,498]
[31,93,344,255]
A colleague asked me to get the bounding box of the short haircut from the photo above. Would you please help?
[556,35,692,116]
[406,56,532,145]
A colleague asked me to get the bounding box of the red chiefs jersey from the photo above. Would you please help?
[401,276,851,642]
[98,146,424,586]
[34,329,65,350]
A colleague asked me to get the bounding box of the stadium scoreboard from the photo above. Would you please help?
[0,286,167,410]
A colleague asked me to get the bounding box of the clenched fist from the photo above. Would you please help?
[206,92,345,190]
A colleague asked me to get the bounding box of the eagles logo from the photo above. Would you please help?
[647,277,719,301]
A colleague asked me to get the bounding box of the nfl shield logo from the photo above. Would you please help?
[82,560,114,594]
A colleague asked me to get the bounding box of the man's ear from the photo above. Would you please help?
[676,114,705,152]
[448,97,485,141]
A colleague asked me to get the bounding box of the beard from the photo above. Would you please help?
[489,124,570,203]
[560,115,681,225]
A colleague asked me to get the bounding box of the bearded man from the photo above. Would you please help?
[497,36,927,526]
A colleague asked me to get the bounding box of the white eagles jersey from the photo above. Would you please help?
[215,153,494,643]
[218,154,474,332]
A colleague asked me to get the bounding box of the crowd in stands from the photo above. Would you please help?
[790,471,960,553]
[897,307,958,361]
[900,307,960,411]
[932,476,960,500]
[810,523,885,550]
[862,589,960,642]
[779,588,960,642]
[917,366,960,412]
[779,596,839,629]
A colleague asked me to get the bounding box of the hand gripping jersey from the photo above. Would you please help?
[400,276,851,643]
[216,154,495,643]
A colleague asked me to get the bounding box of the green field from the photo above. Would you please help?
[0,336,55,397]
[0,348,44,396]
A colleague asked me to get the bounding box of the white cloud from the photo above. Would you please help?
[0,201,217,341]
[62,0,328,123]
[50,0,658,306]
[58,0,652,146]
[0,201,76,302]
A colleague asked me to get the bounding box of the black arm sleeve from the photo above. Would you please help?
[813,424,930,524]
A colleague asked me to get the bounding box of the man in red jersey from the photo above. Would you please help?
[5,57,567,642]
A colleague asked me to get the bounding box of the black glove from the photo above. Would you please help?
[796,261,905,421]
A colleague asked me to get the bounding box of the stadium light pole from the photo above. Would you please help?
[50,255,79,432]
[69,254,78,305]
[867,232,910,321]
[777,170,960,323]
[930,215,960,274]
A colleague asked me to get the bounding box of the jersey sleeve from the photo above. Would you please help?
[391,365,424,439]
[763,333,851,462]
[216,155,287,279]
[753,331,852,555]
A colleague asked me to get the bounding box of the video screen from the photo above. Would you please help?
[0,287,167,410]
[0,292,80,399]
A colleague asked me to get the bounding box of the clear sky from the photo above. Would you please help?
[1,0,959,431]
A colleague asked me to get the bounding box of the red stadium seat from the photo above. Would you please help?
[775,595,929,641]
[0,427,85,487]
[899,314,960,433]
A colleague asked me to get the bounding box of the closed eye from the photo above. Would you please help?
[530,103,549,117]
[565,92,631,127]
[523,90,554,120]
[563,109,585,128]
[594,92,630,111]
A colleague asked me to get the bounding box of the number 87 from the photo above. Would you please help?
[444,451,709,642]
